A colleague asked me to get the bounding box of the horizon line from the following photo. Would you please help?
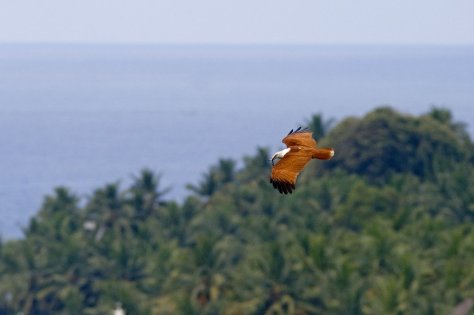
[1,40,474,47]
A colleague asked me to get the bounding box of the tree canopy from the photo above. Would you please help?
[0,107,473,315]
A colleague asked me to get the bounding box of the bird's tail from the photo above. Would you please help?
[312,148,335,160]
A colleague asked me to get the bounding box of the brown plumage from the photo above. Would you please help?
[270,127,334,194]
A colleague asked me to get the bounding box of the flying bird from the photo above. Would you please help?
[270,127,334,194]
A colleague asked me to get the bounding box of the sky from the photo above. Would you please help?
[1,0,474,44]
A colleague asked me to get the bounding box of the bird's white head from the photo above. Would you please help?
[271,148,291,166]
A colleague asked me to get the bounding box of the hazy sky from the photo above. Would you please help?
[1,0,474,44]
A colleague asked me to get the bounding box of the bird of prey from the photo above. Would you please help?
[270,127,334,194]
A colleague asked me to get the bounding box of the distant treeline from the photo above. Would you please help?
[1,107,473,315]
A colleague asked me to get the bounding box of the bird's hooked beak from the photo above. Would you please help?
[270,154,278,166]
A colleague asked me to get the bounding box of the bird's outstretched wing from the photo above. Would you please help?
[282,127,317,148]
[270,151,312,194]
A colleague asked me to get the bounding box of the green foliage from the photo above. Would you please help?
[187,158,237,197]
[318,107,471,181]
[1,107,473,314]
[305,112,335,140]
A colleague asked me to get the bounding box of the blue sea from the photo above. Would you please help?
[1,44,473,239]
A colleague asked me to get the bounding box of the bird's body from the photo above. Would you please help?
[270,127,334,194]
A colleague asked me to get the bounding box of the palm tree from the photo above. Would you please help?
[187,158,236,197]
[129,169,170,221]
[306,113,334,140]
